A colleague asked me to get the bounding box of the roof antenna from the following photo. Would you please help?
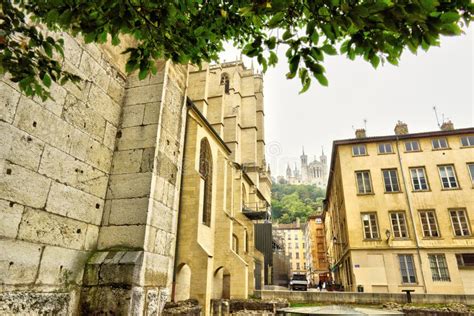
[433,106,441,128]
[363,118,367,130]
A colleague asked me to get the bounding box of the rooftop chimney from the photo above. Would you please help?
[394,121,409,135]
[355,128,366,138]
[440,120,454,131]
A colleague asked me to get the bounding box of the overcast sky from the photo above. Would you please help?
[220,26,473,177]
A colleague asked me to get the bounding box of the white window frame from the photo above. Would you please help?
[405,140,420,152]
[399,254,417,284]
[355,170,373,194]
[467,163,474,185]
[378,143,393,154]
[429,254,450,282]
[383,169,400,192]
[352,144,367,156]
[390,212,408,238]
[449,209,471,237]
[432,138,449,150]
[419,210,440,238]
[438,165,459,189]
[460,135,474,147]
[361,213,379,239]
[410,167,429,191]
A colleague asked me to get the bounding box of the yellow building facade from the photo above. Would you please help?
[324,122,474,294]
[305,214,329,285]
[174,62,271,314]
[274,220,307,274]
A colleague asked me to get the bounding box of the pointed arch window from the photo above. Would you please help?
[220,73,230,94]
[199,138,213,226]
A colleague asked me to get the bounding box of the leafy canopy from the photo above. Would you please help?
[1,0,472,100]
[272,184,325,223]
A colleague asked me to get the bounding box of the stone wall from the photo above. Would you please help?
[256,290,474,305]
[0,31,188,314]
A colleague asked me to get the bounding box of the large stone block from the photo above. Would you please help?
[116,124,159,150]
[0,239,42,285]
[0,292,71,315]
[46,182,103,225]
[142,252,170,287]
[149,199,174,233]
[62,94,106,142]
[63,33,83,67]
[124,84,164,106]
[18,207,88,250]
[97,225,146,249]
[79,51,110,91]
[108,197,149,225]
[88,85,121,127]
[84,224,100,250]
[0,199,23,238]
[0,122,45,171]
[0,161,51,208]
[111,149,143,174]
[103,122,118,150]
[122,104,145,128]
[70,129,113,172]
[13,96,74,153]
[39,81,67,116]
[0,81,21,123]
[38,145,108,198]
[106,172,152,199]
[143,102,161,125]
[107,78,125,104]
[36,246,89,285]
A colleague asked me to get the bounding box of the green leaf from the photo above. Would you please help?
[42,73,52,88]
[315,73,328,86]
[138,68,148,80]
[311,31,319,44]
[440,12,460,23]
[370,55,380,68]
[268,51,278,66]
[268,12,285,28]
[321,44,337,55]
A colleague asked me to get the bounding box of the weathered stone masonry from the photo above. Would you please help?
[0,32,188,314]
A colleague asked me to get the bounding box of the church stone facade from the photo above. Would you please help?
[285,148,327,188]
[0,32,270,315]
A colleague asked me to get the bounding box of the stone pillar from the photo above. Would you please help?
[80,62,188,314]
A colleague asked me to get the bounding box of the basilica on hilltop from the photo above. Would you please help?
[283,148,327,188]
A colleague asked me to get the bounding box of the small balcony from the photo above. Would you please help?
[242,201,271,220]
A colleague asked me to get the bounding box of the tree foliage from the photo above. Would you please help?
[272,184,325,223]
[1,0,472,99]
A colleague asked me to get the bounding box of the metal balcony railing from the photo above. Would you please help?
[242,202,271,220]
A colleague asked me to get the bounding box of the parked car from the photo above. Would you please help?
[289,273,308,291]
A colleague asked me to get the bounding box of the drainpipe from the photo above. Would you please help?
[172,64,191,301]
[395,137,427,293]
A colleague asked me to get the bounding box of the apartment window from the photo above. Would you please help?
[295,252,299,259]
[419,210,440,237]
[361,213,379,239]
[405,140,420,152]
[399,254,417,283]
[383,169,400,192]
[449,209,471,237]
[429,254,450,282]
[355,171,373,194]
[317,229,323,236]
[317,243,324,251]
[390,212,408,238]
[288,243,292,249]
[352,145,367,156]
[378,143,393,154]
[468,163,474,184]
[432,138,448,150]
[295,242,298,248]
[438,165,459,189]
[456,254,474,268]
[410,167,429,191]
[460,135,474,147]
[296,263,300,270]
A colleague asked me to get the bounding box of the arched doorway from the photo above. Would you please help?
[213,267,231,299]
[175,263,191,301]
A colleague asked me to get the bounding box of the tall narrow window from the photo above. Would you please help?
[244,230,248,253]
[438,165,459,189]
[232,234,239,254]
[383,169,400,192]
[220,73,230,94]
[456,254,474,268]
[361,213,379,239]
[410,167,429,191]
[352,145,367,156]
[429,254,450,282]
[432,138,448,149]
[199,138,213,226]
[449,209,471,237]
[390,212,408,238]
[419,210,440,237]
[355,171,373,194]
[467,163,474,185]
[399,254,417,283]
[405,141,420,152]
[460,135,474,147]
